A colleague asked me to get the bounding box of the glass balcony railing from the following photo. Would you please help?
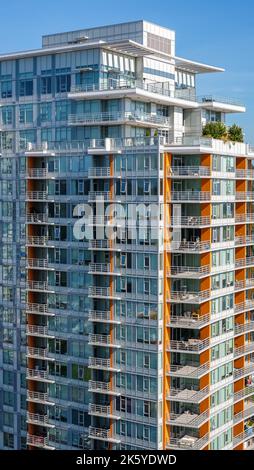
[68,110,171,127]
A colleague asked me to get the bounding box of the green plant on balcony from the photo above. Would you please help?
[202,121,244,143]
[228,124,244,143]
[202,121,228,140]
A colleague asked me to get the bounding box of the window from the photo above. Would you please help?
[56,75,71,93]
[1,80,12,98]
[2,106,13,125]
[3,432,14,449]
[144,180,150,194]
[41,76,52,94]
[144,256,150,269]
[19,104,33,124]
[19,79,33,97]
[40,102,52,122]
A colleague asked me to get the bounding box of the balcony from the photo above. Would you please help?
[88,357,120,372]
[68,80,196,109]
[168,136,250,157]
[234,385,254,403]
[167,338,209,353]
[27,434,55,450]
[167,313,210,329]
[88,167,111,178]
[167,386,209,404]
[89,263,111,274]
[88,286,121,300]
[169,191,211,202]
[236,192,254,201]
[88,333,120,348]
[26,325,55,338]
[168,166,210,178]
[26,168,48,178]
[26,303,52,315]
[26,213,48,224]
[166,409,209,428]
[27,346,51,359]
[168,265,210,279]
[26,236,49,246]
[27,390,54,405]
[166,240,211,253]
[198,95,245,113]
[88,380,120,396]
[234,404,254,425]
[88,404,120,420]
[88,426,121,444]
[27,412,54,428]
[167,362,209,379]
[234,322,254,336]
[234,361,254,380]
[88,309,121,324]
[167,216,210,228]
[26,368,54,383]
[26,191,48,201]
[26,280,54,292]
[233,427,254,448]
[88,191,113,202]
[26,258,52,269]
[168,290,210,304]
[167,433,209,450]
[68,111,170,129]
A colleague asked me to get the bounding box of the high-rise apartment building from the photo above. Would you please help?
[0,19,254,451]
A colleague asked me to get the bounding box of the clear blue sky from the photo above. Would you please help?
[1,0,254,142]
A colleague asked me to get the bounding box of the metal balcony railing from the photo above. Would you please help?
[88,191,112,201]
[26,191,48,200]
[27,346,49,358]
[168,362,210,378]
[166,240,211,253]
[88,287,119,298]
[168,290,210,303]
[68,111,170,127]
[167,386,209,403]
[88,309,112,322]
[233,427,254,447]
[89,240,112,250]
[26,325,49,336]
[89,263,111,274]
[234,322,254,336]
[235,342,254,358]
[26,280,52,292]
[88,333,114,346]
[26,213,47,223]
[88,427,111,440]
[167,409,209,428]
[234,405,254,425]
[27,434,52,449]
[26,236,49,246]
[169,265,210,277]
[168,313,210,329]
[169,191,211,202]
[236,192,254,201]
[167,433,209,450]
[168,166,211,177]
[26,368,50,381]
[198,95,244,107]
[234,385,254,403]
[26,258,50,268]
[88,357,111,369]
[27,390,50,402]
[88,167,111,178]
[88,404,111,417]
[27,412,50,425]
[167,338,209,352]
[234,361,254,380]
[26,303,48,314]
[27,168,48,178]
[88,380,111,392]
[167,216,210,227]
